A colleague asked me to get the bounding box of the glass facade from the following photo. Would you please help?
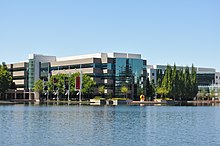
[114,58,147,99]
[40,62,50,81]
[197,73,215,86]
[26,53,147,99]
[43,58,147,99]
[28,59,35,89]
[50,63,114,71]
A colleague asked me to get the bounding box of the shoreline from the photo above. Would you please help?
[1,99,220,105]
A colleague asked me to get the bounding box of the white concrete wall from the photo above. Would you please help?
[51,68,94,75]
[215,72,220,85]
[29,54,56,84]
[56,52,142,61]
[197,67,216,74]
[127,53,141,59]
[51,58,95,67]
[107,52,141,59]
[57,53,105,61]
[108,52,127,58]
[13,80,24,85]
[13,71,25,77]
[147,68,157,85]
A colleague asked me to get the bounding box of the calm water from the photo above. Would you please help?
[0,105,220,146]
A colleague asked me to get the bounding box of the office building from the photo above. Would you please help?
[6,52,147,100]
[147,65,220,95]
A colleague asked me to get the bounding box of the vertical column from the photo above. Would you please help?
[15,90,17,99]
[79,69,82,102]
[29,88,31,100]
[68,71,70,101]
[23,90,25,99]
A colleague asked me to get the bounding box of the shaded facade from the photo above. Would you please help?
[7,62,28,90]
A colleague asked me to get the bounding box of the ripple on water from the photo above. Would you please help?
[0,105,220,146]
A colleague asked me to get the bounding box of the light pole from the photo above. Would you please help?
[56,67,60,104]
[29,88,31,100]
[63,68,71,102]
[68,71,70,101]
[42,69,50,101]
[79,69,82,102]
[47,66,50,101]
[56,87,59,103]
[131,74,134,100]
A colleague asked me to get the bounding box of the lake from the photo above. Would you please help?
[0,104,220,146]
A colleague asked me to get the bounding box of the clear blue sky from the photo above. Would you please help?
[0,0,219,70]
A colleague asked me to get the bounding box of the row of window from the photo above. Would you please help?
[47,63,114,71]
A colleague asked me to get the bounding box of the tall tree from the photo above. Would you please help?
[171,64,178,100]
[183,66,191,100]
[155,64,198,101]
[157,69,163,87]
[146,78,155,99]
[190,64,198,99]
[0,62,12,94]
[161,65,172,96]
[177,69,184,100]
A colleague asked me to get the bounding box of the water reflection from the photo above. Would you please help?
[0,105,220,146]
[176,102,220,106]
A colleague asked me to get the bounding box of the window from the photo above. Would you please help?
[152,73,155,76]
[70,65,80,69]
[81,63,93,68]
[104,79,108,83]
[59,66,69,70]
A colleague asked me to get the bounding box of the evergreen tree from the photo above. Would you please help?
[191,64,198,99]
[177,69,184,100]
[171,64,178,100]
[0,62,12,94]
[161,65,172,96]
[183,66,191,100]
[157,69,163,87]
[155,64,198,101]
[146,78,155,99]
[167,65,173,96]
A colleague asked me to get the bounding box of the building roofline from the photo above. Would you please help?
[57,52,142,61]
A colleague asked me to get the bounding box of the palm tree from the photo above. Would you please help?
[200,89,207,101]
[98,85,105,98]
[121,86,128,98]
[210,89,215,101]
[33,79,43,93]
